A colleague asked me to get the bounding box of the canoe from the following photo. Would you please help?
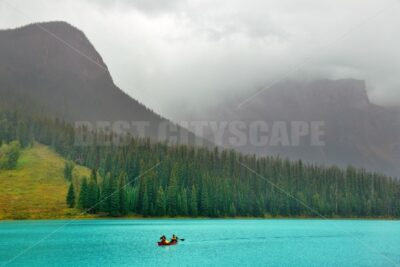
[157,240,177,246]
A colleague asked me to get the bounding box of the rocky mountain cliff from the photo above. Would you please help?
[200,79,400,177]
[0,21,203,145]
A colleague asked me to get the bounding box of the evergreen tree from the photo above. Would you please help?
[229,202,236,217]
[142,186,149,216]
[109,176,121,217]
[64,161,74,181]
[91,168,98,182]
[100,173,112,213]
[66,183,75,208]
[190,185,198,217]
[166,165,179,216]
[155,187,166,216]
[181,188,189,216]
[0,141,21,170]
[87,177,99,213]
[78,178,89,210]
[118,172,128,215]
[200,185,209,216]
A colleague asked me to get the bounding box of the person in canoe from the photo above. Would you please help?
[158,235,169,245]
[170,234,179,243]
[159,235,169,245]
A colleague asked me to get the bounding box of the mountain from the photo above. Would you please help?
[1,22,398,176]
[199,79,400,177]
[0,21,204,145]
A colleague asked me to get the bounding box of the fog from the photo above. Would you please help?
[1,0,399,121]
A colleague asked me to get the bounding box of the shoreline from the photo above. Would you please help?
[1,215,399,222]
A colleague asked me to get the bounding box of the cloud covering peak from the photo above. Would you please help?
[1,0,399,120]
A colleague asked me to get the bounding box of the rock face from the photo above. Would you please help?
[202,79,400,177]
[0,21,204,145]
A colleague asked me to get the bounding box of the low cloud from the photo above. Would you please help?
[1,0,399,120]
[88,0,185,15]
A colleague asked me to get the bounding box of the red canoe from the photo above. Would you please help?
[157,240,178,246]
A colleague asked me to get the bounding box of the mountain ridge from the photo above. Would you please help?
[0,21,206,145]
[196,78,400,177]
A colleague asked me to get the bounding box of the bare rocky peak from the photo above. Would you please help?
[261,79,370,109]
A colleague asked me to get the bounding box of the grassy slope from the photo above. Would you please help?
[0,143,91,220]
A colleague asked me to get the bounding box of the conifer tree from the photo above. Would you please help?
[0,141,21,170]
[78,178,89,210]
[155,187,166,216]
[91,168,97,182]
[181,189,189,216]
[66,183,75,208]
[100,173,112,213]
[142,187,149,216]
[166,165,179,216]
[64,161,74,181]
[109,177,121,217]
[200,185,209,216]
[229,202,236,217]
[118,172,128,215]
[87,177,99,213]
[190,185,198,217]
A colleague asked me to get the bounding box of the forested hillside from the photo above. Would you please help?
[1,105,400,218]
[0,143,90,219]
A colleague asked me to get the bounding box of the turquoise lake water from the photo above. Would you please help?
[0,219,399,267]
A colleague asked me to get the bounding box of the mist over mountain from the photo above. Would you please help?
[1,21,399,176]
[0,21,204,145]
[194,79,400,177]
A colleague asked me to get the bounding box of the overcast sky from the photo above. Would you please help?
[1,0,399,120]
